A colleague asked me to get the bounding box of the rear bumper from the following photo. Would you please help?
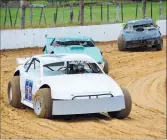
[52,96,125,115]
[125,37,161,48]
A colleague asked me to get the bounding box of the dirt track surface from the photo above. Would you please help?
[0,38,166,138]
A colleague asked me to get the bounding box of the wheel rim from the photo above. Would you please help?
[8,86,12,103]
[34,97,42,116]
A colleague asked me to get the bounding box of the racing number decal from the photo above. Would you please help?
[25,79,33,102]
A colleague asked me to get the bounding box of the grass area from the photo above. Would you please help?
[29,0,135,5]
[0,1,166,29]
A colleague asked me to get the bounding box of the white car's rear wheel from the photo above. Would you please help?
[108,88,132,119]
[7,76,24,108]
[33,88,52,119]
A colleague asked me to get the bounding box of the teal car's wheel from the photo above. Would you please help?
[103,59,109,74]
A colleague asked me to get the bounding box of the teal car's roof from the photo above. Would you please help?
[53,36,92,42]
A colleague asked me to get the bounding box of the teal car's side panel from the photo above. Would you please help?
[44,37,55,53]
[84,47,104,62]
[46,37,55,45]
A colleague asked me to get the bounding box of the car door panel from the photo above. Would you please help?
[20,71,27,101]
[20,58,42,104]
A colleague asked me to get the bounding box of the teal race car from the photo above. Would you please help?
[43,36,109,74]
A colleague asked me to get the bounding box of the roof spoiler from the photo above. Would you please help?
[16,58,30,65]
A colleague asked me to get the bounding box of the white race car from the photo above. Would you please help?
[8,54,132,119]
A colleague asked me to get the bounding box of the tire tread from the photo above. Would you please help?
[33,88,52,119]
[8,76,24,108]
[108,88,132,119]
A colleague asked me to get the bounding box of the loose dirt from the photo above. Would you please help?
[0,38,166,138]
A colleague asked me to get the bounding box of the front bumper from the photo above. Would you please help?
[125,37,161,48]
[52,96,125,115]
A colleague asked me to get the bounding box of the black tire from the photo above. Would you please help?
[118,43,125,51]
[155,40,163,51]
[33,88,52,119]
[108,88,132,119]
[118,37,125,51]
[63,115,73,121]
[103,59,109,74]
[7,76,24,108]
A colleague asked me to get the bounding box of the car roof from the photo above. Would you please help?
[54,36,92,42]
[127,18,154,25]
[32,54,96,65]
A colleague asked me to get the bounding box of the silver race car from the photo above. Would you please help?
[118,18,163,51]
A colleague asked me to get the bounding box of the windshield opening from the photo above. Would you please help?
[124,22,156,30]
[51,41,95,47]
[43,61,102,76]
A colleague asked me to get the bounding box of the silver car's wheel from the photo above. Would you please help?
[118,42,125,51]
[117,36,125,51]
[156,40,163,51]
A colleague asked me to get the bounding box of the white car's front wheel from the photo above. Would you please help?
[33,88,52,119]
[108,88,132,119]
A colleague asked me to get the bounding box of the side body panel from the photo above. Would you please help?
[18,60,42,108]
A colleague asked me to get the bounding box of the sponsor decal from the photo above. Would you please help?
[25,79,33,102]
[69,61,89,64]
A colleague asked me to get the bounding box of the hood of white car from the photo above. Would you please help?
[42,74,123,99]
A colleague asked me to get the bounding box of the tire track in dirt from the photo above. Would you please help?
[0,38,166,138]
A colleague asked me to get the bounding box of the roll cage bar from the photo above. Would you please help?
[25,58,54,73]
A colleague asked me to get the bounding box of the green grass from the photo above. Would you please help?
[0,1,166,29]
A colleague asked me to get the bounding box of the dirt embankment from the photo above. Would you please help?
[0,38,166,138]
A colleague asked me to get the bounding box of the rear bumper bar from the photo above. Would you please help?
[52,96,125,115]
[125,38,161,48]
